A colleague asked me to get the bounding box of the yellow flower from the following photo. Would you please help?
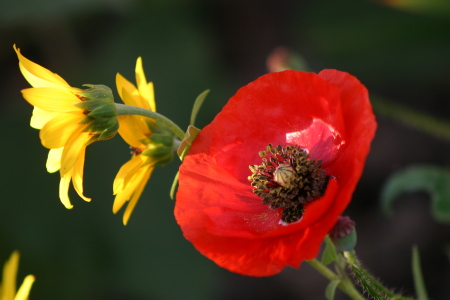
[0,252,35,300]
[14,45,118,209]
[114,57,175,225]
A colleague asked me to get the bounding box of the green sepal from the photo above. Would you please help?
[333,229,357,252]
[325,280,340,300]
[75,99,110,111]
[84,117,117,133]
[79,116,94,125]
[142,146,173,158]
[150,133,175,146]
[169,125,201,200]
[79,84,114,101]
[177,125,201,160]
[322,236,338,265]
[97,121,119,140]
[87,103,118,118]
[381,165,450,224]
[83,117,119,140]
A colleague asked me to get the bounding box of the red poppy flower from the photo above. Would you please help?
[175,70,376,276]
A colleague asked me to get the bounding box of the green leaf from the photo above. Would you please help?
[190,89,209,126]
[325,280,340,300]
[380,165,450,224]
[412,246,428,300]
[322,236,338,265]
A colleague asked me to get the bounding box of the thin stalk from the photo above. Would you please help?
[115,103,185,140]
[372,97,450,142]
[307,259,365,300]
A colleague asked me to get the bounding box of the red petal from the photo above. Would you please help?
[175,70,376,276]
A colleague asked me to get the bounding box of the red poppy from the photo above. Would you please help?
[175,70,376,276]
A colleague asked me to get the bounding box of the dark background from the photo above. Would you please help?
[0,0,449,299]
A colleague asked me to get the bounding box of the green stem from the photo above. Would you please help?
[344,251,417,300]
[307,259,365,300]
[372,97,450,142]
[115,103,185,140]
[412,246,428,300]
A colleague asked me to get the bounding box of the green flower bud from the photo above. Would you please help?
[329,216,357,252]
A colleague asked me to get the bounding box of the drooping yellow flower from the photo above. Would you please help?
[14,45,119,208]
[0,252,35,300]
[114,57,175,225]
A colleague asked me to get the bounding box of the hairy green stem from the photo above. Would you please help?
[307,259,365,300]
[115,103,185,140]
[344,251,417,300]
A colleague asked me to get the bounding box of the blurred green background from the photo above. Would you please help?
[1,0,449,299]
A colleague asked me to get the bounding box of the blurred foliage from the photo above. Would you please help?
[1,0,449,299]
[381,165,450,223]
[378,0,450,17]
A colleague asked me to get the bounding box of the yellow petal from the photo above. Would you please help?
[21,87,81,113]
[40,114,85,149]
[14,45,76,90]
[46,148,63,173]
[113,155,145,195]
[135,57,156,111]
[116,76,148,110]
[1,251,19,300]
[123,168,153,225]
[30,107,59,129]
[60,131,90,177]
[113,163,150,216]
[121,88,152,134]
[117,115,148,148]
[119,84,140,108]
[116,73,138,106]
[14,275,35,300]
[146,81,156,111]
[59,175,74,209]
[113,186,133,214]
[71,150,91,202]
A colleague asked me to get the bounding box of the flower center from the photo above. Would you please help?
[248,144,330,224]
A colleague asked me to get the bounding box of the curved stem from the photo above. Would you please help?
[115,103,185,140]
[307,259,365,300]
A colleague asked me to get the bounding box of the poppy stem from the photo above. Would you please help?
[115,103,186,140]
[307,259,365,300]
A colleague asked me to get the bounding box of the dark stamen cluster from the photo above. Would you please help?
[248,144,329,223]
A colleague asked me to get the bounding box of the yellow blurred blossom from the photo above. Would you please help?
[0,252,35,300]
